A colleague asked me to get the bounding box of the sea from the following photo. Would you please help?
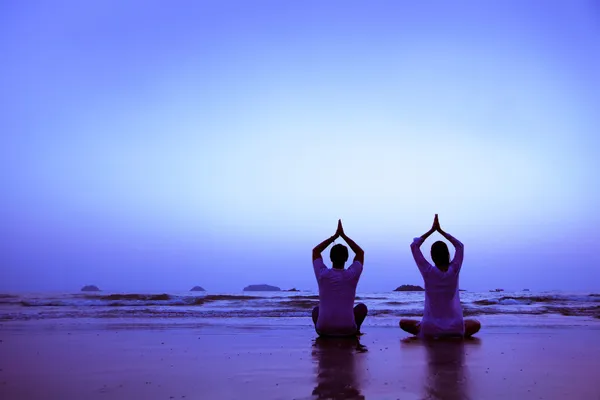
[1,291,599,327]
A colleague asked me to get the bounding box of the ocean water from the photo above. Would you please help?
[1,291,599,323]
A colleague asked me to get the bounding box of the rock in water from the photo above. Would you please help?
[81,285,100,292]
[243,284,281,292]
[394,284,424,292]
[190,286,205,291]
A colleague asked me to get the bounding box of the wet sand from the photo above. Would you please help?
[1,319,599,399]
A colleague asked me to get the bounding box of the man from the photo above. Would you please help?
[312,220,367,336]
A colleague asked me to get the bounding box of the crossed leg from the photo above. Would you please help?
[399,318,481,338]
[312,303,369,335]
[399,319,420,335]
[464,319,481,337]
[353,303,368,331]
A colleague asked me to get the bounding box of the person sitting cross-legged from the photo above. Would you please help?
[312,220,368,337]
[400,214,481,338]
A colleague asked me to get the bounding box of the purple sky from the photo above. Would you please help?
[1,0,599,292]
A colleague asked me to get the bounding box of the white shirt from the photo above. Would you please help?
[313,258,363,336]
[410,237,465,337]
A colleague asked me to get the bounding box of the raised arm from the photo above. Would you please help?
[338,220,364,264]
[312,221,341,261]
[415,226,436,244]
[437,228,463,248]
[312,235,338,261]
[410,215,438,274]
[412,214,438,247]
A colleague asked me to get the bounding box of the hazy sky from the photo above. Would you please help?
[1,0,599,292]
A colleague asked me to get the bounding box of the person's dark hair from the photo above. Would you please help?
[431,241,450,270]
[330,244,349,267]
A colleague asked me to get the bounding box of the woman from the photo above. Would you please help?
[400,214,481,338]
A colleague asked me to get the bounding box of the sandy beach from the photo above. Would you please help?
[1,317,599,400]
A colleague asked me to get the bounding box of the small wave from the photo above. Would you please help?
[498,296,557,303]
[93,296,262,307]
[368,309,395,316]
[20,301,66,307]
[95,294,172,301]
[202,295,263,301]
[17,295,267,308]
[499,299,522,305]
[473,300,498,306]
[355,296,387,300]
[0,294,18,299]
[463,306,546,316]
[0,296,21,305]
[283,300,318,309]
[546,305,600,317]
[82,293,265,303]
[384,301,406,306]
[493,295,600,305]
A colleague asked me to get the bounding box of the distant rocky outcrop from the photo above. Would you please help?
[190,286,205,292]
[81,285,100,292]
[243,284,281,292]
[285,288,300,292]
[523,289,530,292]
[394,284,424,292]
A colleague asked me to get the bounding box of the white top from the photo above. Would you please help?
[313,258,363,336]
[410,237,465,337]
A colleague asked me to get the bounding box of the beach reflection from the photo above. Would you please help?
[402,337,480,400]
[311,336,367,400]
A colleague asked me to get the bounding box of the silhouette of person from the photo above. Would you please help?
[312,220,368,336]
[400,214,481,338]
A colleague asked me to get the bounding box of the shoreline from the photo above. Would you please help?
[3,291,599,323]
[2,312,599,331]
